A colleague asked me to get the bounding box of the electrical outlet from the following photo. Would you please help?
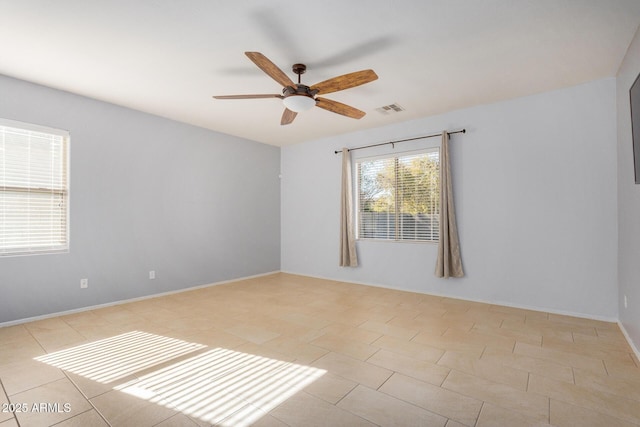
[624,295,628,309]
[80,278,88,289]
[149,270,156,280]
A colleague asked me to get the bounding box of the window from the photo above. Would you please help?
[0,119,69,256]
[355,148,439,242]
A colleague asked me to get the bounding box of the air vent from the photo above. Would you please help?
[376,103,405,115]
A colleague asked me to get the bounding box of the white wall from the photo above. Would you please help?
[282,78,618,319]
[0,74,281,324]
[617,28,640,351]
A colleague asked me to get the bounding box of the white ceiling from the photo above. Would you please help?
[1,1,640,146]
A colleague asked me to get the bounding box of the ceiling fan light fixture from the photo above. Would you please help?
[283,95,316,112]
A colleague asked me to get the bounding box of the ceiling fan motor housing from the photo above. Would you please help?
[282,85,318,98]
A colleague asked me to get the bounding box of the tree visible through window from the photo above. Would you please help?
[356,149,439,242]
[0,119,69,256]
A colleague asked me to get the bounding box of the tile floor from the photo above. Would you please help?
[0,273,639,426]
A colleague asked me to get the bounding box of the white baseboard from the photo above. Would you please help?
[618,321,640,363]
[0,271,280,328]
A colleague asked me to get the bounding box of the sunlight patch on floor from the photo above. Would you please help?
[115,347,326,426]
[34,331,325,426]
[34,331,206,383]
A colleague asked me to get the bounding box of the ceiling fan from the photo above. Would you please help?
[213,52,378,125]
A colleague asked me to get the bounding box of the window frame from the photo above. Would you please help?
[0,118,70,257]
[354,147,440,244]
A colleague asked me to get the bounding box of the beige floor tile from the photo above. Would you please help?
[270,391,375,426]
[320,323,382,344]
[514,342,607,374]
[528,373,640,425]
[367,349,450,386]
[12,378,92,427]
[53,409,109,426]
[0,325,33,344]
[60,311,113,328]
[500,318,575,343]
[445,420,469,427]
[65,370,138,400]
[412,331,486,358]
[69,323,131,342]
[0,386,12,423]
[550,399,638,427]
[0,358,66,396]
[0,418,18,427]
[379,373,482,426]
[153,413,203,426]
[574,328,633,350]
[573,366,640,402]
[275,312,332,330]
[527,317,599,338]
[438,351,529,391]
[413,313,475,333]
[358,319,419,340]
[547,314,617,331]
[387,306,432,322]
[312,352,392,389]
[91,388,178,427]
[307,300,351,315]
[542,335,634,363]
[372,334,444,363]
[481,347,574,384]
[441,310,503,330]
[32,329,89,353]
[0,336,45,364]
[262,336,328,365]
[311,333,379,361]
[90,307,147,327]
[233,341,296,362]
[302,372,357,404]
[476,402,553,427]
[337,385,448,427]
[24,317,71,333]
[244,412,290,427]
[603,357,640,381]
[443,329,516,351]
[488,304,547,320]
[241,316,313,337]
[387,316,450,336]
[223,323,281,345]
[442,370,549,422]
[326,308,393,327]
[471,323,542,346]
[174,326,248,349]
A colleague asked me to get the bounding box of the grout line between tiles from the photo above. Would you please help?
[0,379,20,427]
[61,371,111,427]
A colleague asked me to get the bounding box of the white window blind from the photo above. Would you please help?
[356,148,439,242]
[0,119,69,256]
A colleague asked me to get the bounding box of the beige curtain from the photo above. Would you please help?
[339,148,358,267]
[435,132,464,278]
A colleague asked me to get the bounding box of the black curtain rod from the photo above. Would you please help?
[334,129,466,154]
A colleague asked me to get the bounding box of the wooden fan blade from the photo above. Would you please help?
[245,52,295,88]
[315,97,366,119]
[281,108,297,125]
[213,94,283,99]
[310,70,378,95]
